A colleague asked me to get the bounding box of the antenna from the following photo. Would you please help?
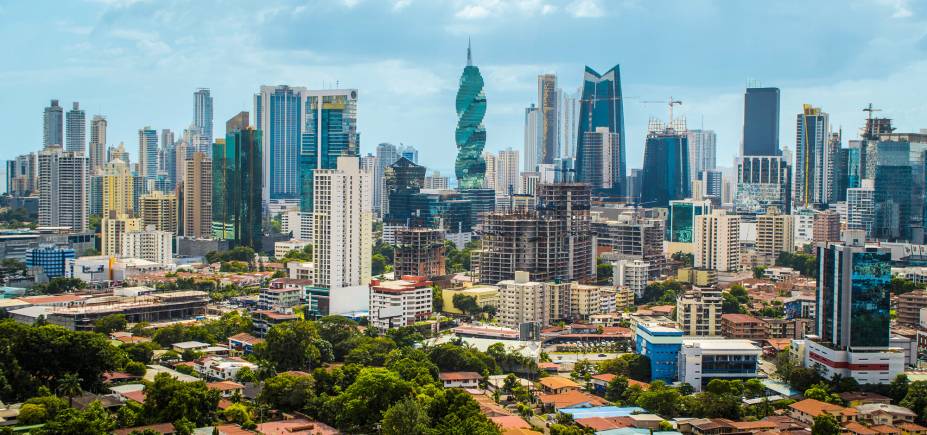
[467,37,472,66]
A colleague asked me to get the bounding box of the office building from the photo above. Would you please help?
[138,126,158,179]
[101,211,141,256]
[694,210,741,272]
[312,156,372,290]
[676,287,722,336]
[576,65,626,195]
[6,153,37,196]
[756,207,795,266]
[635,323,684,383]
[298,89,359,212]
[25,244,75,279]
[374,143,400,215]
[813,211,841,243]
[896,290,927,327]
[455,42,487,189]
[212,112,263,250]
[368,275,433,331]
[194,88,213,144]
[123,225,173,264]
[139,191,178,235]
[678,339,761,392]
[667,199,712,252]
[613,259,649,298]
[559,89,580,160]
[483,152,497,191]
[803,239,904,384]
[37,147,88,232]
[538,74,559,165]
[101,158,134,216]
[578,127,620,189]
[794,105,830,208]
[89,115,107,173]
[699,169,723,199]
[43,99,64,148]
[734,155,792,214]
[742,87,780,156]
[65,102,85,154]
[847,180,876,238]
[687,129,716,181]
[872,141,915,241]
[383,157,427,225]
[641,120,690,207]
[424,171,449,190]
[524,103,540,171]
[255,85,307,204]
[393,227,446,279]
[399,145,418,164]
[182,152,212,239]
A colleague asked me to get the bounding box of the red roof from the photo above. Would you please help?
[122,390,146,404]
[228,332,263,345]
[722,313,765,324]
[490,415,532,430]
[439,371,482,381]
[208,381,244,391]
[113,423,175,435]
[253,310,297,320]
[256,418,339,435]
[537,390,609,408]
[576,416,635,431]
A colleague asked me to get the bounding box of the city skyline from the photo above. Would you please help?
[1,0,926,180]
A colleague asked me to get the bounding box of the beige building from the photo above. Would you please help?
[182,152,212,239]
[139,191,178,234]
[497,271,547,328]
[123,225,173,264]
[102,211,142,256]
[441,285,500,315]
[694,210,741,272]
[756,207,794,266]
[101,158,134,216]
[676,287,722,336]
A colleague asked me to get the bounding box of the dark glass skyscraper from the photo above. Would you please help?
[455,42,487,189]
[298,89,359,211]
[213,112,263,251]
[575,65,626,195]
[640,126,690,207]
[742,87,780,156]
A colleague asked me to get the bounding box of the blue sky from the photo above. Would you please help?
[1,0,926,178]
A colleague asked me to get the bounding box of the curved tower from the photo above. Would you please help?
[455,41,487,189]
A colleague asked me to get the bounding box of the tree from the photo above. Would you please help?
[549,424,586,435]
[721,292,745,314]
[122,342,160,364]
[38,277,87,295]
[257,321,332,371]
[890,374,910,403]
[901,381,927,422]
[596,259,613,283]
[93,314,128,334]
[811,413,841,435]
[259,373,315,411]
[804,383,841,404]
[381,397,429,435]
[235,366,257,383]
[428,343,497,374]
[606,375,629,402]
[142,373,220,427]
[671,252,694,267]
[38,401,116,434]
[345,336,397,367]
[384,348,439,385]
[18,403,48,424]
[222,403,252,425]
[892,277,919,296]
[426,387,501,435]
[125,361,147,377]
[752,266,767,279]
[331,368,415,431]
[788,367,824,393]
[316,315,361,361]
[57,372,83,407]
[452,294,481,317]
[432,285,444,312]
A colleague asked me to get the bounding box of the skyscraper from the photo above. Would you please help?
[194,88,214,144]
[694,210,741,272]
[742,87,780,156]
[182,152,212,239]
[43,99,64,148]
[299,89,359,212]
[65,102,85,154]
[399,145,418,164]
[139,191,178,235]
[213,112,263,251]
[101,211,141,256]
[537,74,559,165]
[496,148,520,196]
[101,158,134,217]
[482,152,497,191]
[756,206,794,266]
[454,41,487,189]
[89,115,107,173]
[847,180,876,238]
[38,146,88,232]
[641,120,690,207]
[138,127,159,179]
[374,143,400,216]
[794,104,830,208]
[523,104,540,171]
[578,127,619,189]
[575,65,626,195]
[734,155,792,214]
[255,85,306,204]
[558,88,580,159]
[686,129,716,181]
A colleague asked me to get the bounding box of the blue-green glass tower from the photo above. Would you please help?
[212,112,263,251]
[299,90,359,212]
[576,65,626,196]
[455,41,487,189]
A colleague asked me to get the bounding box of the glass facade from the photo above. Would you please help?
[213,124,263,251]
[849,251,891,348]
[455,44,487,189]
[668,201,709,243]
[259,87,303,201]
[25,245,76,279]
[575,65,626,195]
[641,131,690,207]
[742,87,780,156]
[701,354,758,375]
[299,91,359,211]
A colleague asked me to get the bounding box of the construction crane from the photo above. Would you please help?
[862,103,881,140]
[639,97,683,123]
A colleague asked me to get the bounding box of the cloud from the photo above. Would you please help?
[875,0,913,18]
[109,29,172,56]
[567,0,603,17]
[392,0,413,10]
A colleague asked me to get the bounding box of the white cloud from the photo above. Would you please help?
[568,0,603,18]
[343,0,363,8]
[392,0,413,11]
[874,0,913,18]
[454,0,559,20]
[109,29,172,56]
[87,0,149,8]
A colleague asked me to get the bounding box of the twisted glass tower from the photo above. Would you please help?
[455,41,487,189]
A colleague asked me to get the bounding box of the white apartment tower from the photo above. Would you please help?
[65,102,86,154]
[38,146,88,232]
[686,129,716,181]
[89,115,107,173]
[483,152,498,191]
[496,148,520,196]
[123,225,173,264]
[694,210,741,272]
[524,104,540,171]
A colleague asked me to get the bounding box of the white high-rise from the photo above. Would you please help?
[496,148,520,196]
[424,172,449,190]
[123,225,173,264]
[194,88,213,144]
[312,156,372,290]
[65,102,86,154]
[524,104,540,171]
[374,143,400,216]
[694,210,741,272]
[38,146,88,232]
[89,115,107,173]
[686,129,716,181]
[482,152,497,191]
[138,127,159,179]
[558,88,580,159]
[847,179,875,238]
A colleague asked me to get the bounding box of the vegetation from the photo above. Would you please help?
[205,246,256,265]
[31,277,87,295]
[775,252,817,277]
[444,239,479,273]
[637,280,685,305]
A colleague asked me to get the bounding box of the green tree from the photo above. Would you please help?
[259,373,315,411]
[18,403,48,424]
[345,336,397,366]
[142,373,220,427]
[316,315,361,361]
[222,403,252,425]
[121,341,160,364]
[235,366,257,383]
[752,266,767,279]
[890,374,910,403]
[93,314,128,334]
[811,413,841,435]
[452,294,481,317]
[256,321,332,371]
[901,381,927,422]
[381,397,429,435]
[549,424,585,435]
[605,375,629,402]
[426,387,501,435]
[125,361,147,377]
[38,401,116,434]
[804,383,841,404]
[57,372,83,407]
[432,285,444,312]
[331,368,415,431]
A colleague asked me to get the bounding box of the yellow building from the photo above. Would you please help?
[101,211,141,256]
[102,158,134,216]
[139,191,178,234]
[441,285,500,314]
[676,267,719,287]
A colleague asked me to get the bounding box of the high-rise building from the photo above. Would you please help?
[687,129,716,182]
[255,85,307,204]
[37,146,88,232]
[742,87,780,156]
[399,145,418,164]
[524,104,540,171]
[734,155,792,214]
[138,126,159,179]
[101,159,134,217]
[312,156,372,290]
[194,88,213,144]
[496,148,520,196]
[641,120,690,207]
[482,152,497,191]
[374,143,400,215]
[576,65,625,195]
[694,210,741,272]
[667,199,712,247]
[537,74,559,165]
[847,179,876,238]
[384,157,427,226]
[299,89,359,212]
[699,169,723,199]
[43,100,64,148]
[813,210,841,243]
[794,104,830,208]
[393,227,446,279]
[578,127,620,189]
[805,239,903,384]
[424,171,449,190]
[108,142,129,166]
[613,259,649,298]
[591,207,665,278]
[65,102,85,154]
[869,140,914,241]
[101,211,141,256]
[558,89,580,159]
[182,152,212,239]
[139,191,178,235]
[123,225,173,264]
[455,42,487,189]
[89,115,107,173]
[756,206,795,266]
[6,153,37,196]
[212,112,263,250]
[676,287,722,336]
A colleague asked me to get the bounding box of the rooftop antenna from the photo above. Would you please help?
[467,37,472,66]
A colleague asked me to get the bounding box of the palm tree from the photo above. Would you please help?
[57,372,83,407]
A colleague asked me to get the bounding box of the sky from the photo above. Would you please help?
[1,0,926,179]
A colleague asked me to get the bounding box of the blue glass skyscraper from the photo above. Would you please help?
[299,89,359,212]
[575,65,626,195]
[455,41,487,189]
[255,85,305,203]
[640,124,690,208]
[742,87,780,156]
[138,127,159,180]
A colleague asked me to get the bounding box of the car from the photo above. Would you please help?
[597,354,607,357]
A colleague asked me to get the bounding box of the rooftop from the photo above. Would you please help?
[438,371,482,381]
[538,376,580,390]
[790,398,857,417]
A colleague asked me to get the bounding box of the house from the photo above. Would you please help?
[486,375,534,396]
[788,398,858,425]
[897,422,927,435]
[252,309,298,337]
[194,356,258,381]
[538,376,581,394]
[843,421,879,435]
[537,390,609,411]
[841,392,893,406]
[438,371,482,389]
[855,403,917,426]
[255,418,339,435]
[589,373,650,395]
[227,332,263,355]
[171,341,210,353]
[207,381,245,398]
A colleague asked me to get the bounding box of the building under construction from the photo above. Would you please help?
[592,206,665,278]
[475,183,594,284]
[393,227,446,279]
[46,290,209,331]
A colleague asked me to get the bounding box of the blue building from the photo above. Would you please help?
[299,89,359,212]
[576,65,626,195]
[255,85,305,203]
[635,323,683,383]
[137,126,159,180]
[640,126,690,208]
[742,87,780,157]
[25,244,76,279]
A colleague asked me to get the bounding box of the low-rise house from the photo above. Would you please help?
[537,390,609,411]
[788,398,858,425]
[252,309,298,336]
[589,374,650,395]
[207,380,245,398]
[227,332,263,355]
[486,375,534,396]
[855,403,917,426]
[438,371,482,389]
[538,376,581,394]
[255,418,339,435]
[840,392,892,407]
[897,422,927,435]
[113,423,176,435]
[171,341,210,353]
[720,313,767,340]
[194,356,258,381]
